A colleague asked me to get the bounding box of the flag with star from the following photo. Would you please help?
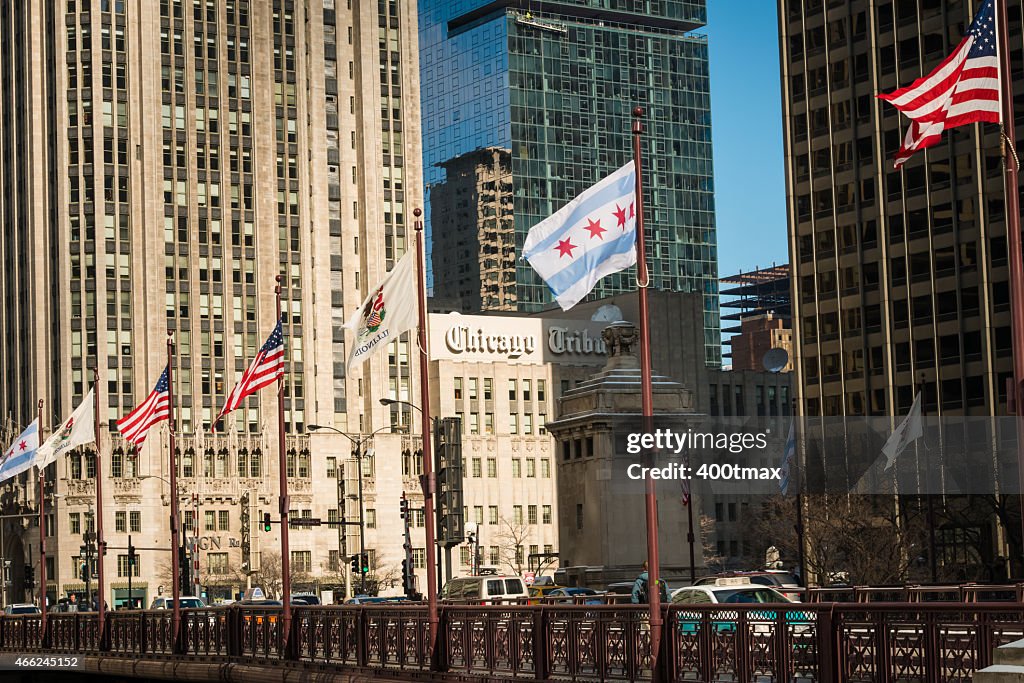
[0,420,39,484]
[522,161,636,310]
[213,319,285,429]
[117,367,170,448]
[878,0,1000,169]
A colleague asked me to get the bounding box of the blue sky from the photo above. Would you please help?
[704,2,789,278]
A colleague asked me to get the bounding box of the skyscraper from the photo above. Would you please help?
[419,0,721,366]
[779,0,1024,579]
[0,0,426,605]
[780,0,1021,419]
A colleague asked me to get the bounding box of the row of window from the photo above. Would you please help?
[455,411,548,436]
[460,543,554,567]
[464,504,552,526]
[453,377,547,403]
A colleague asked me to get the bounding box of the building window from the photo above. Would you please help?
[327,457,337,478]
[524,414,533,435]
[541,459,550,478]
[513,505,524,524]
[487,457,497,477]
[470,412,479,434]
[130,511,141,533]
[328,549,340,572]
[70,513,81,535]
[509,414,519,434]
[489,506,498,524]
[484,413,494,434]
[460,546,472,566]
[528,505,538,525]
[489,546,499,565]
[508,379,516,401]
[523,379,531,402]
[537,380,546,403]
[115,511,126,533]
[205,511,216,531]
[512,459,521,477]
[291,550,312,573]
[454,377,463,400]
[218,510,229,531]
[484,378,492,400]
[366,509,377,529]
[543,505,552,524]
[472,458,482,477]
[208,552,229,575]
[117,554,140,578]
[526,459,536,478]
[469,378,478,400]
[474,506,483,525]
[412,548,426,569]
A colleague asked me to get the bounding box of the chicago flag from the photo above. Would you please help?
[0,421,39,484]
[523,162,637,310]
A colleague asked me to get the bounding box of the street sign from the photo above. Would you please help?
[290,518,322,527]
[524,571,536,586]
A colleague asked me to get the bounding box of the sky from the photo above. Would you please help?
[704,2,790,278]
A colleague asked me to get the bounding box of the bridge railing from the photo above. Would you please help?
[0,602,1022,682]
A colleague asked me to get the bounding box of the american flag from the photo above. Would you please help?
[214,319,285,428]
[878,0,999,169]
[117,367,170,447]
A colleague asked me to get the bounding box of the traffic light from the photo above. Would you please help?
[24,564,34,588]
[401,559,411,595]
[361,553,370,574]
[79,562,88,582]
[350,554,360,575]
[263,512,272,532]
[127,540,136,567]
[399,497,409,519]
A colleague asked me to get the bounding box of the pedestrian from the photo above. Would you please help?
[630,561,668,604]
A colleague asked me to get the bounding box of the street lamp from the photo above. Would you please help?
[307,424,399,594]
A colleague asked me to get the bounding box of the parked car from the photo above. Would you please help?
[545,588,603,605]
[344,596,392,605]
[290,594,320,605]
[4,603,40,615]
[442,574,529,604]
[149,596,207,610]
[694,571,802,601]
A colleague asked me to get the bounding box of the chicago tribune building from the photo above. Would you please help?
[0,0,431,607]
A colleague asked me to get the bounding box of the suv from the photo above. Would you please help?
[442,575,528,604]
[694,571,802,601]
[4,603,40,615]
[150,596,207,609]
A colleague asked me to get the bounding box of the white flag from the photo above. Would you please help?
[345,250,419,369]
[882,392,923,471]
[522,162,637,311]
[36,389,96,469]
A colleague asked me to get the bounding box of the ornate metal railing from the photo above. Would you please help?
[0,603,1020,682]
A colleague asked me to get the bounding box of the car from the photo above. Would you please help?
[671,579,812,635]
[290,595,319,605]
[4,603,40,615]
[527,584,566,604]
[344,596,392,605]
[694,571,802,601]
[545,587,603,605]
[149,596,207,610]
[442,573,529,604]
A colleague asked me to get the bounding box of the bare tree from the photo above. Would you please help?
[494,517,531,575]
[754,494,928,586]
[249,550,284,598]
[699,514,726,573]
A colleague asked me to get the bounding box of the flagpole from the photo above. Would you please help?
[36,399,46,640]
[91,368,107,639]
[166,333,182,651]
[275,275,293,652]
[995,0,1024,576]
[632,107,663,682]
[413,208,440,664]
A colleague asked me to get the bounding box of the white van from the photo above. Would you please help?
[442,574,529,604]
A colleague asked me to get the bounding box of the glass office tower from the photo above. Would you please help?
[420,0,721,366]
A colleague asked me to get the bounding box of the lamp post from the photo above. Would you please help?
[307,424,398,594]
